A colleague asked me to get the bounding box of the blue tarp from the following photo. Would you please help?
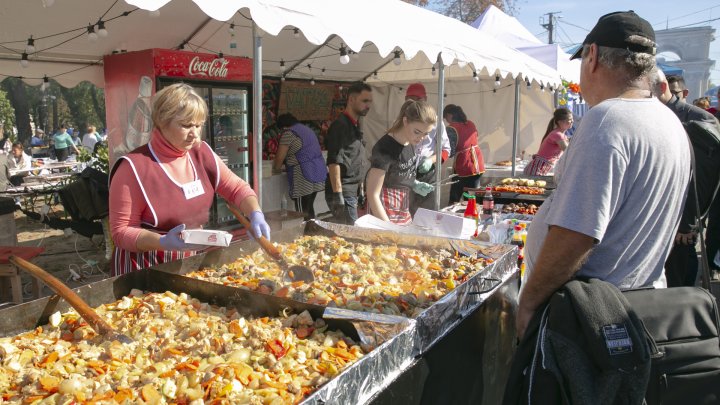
[658,63,684,76]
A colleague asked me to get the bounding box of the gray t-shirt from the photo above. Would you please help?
[525,97,690,289]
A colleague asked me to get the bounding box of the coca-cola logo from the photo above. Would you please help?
[188,56,229,78]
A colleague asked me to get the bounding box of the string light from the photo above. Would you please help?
[540,84,545,92]
[472,71,479,83]
[228,23,235,35]
[293,28,300,38]
[393,51,401,66]
[494,74,501,87]
[339,85,343,91]
[310,78,315,86]
[97,21,108,37]
[339,44,350,65]
[281,74,286,82]
[42,75,49,91]
[373,71,378,78]
[321,68,326,76]
[279,59,285,68]
[87,24,98,41]
[26,37,35,53]
[218,52,225,62]
[431,66,436,76]
[526,78,531,88]
[20,53,29,68]
[149,10,161,17]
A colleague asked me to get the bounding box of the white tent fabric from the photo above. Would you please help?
[363,78,554,166]
[471,6,580,83]
[0,0,560,88]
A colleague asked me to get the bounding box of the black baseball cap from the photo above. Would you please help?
[570,11,656,60]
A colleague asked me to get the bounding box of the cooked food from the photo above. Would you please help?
[493,185,546,195]
[0,291,365,404]
[535,180,547,188]
[188,235,491,318]
[501,203,538,215]
[494,160,513,167]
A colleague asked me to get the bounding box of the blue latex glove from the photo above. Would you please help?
[412,180,435,197]
[418,157,434,174]
[249,210,271,240]
[159,224,202,251]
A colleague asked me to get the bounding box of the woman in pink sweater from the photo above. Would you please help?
[523,108,572,176]
[109,83,269,275]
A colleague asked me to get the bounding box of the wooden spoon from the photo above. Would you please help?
[225,204,315,283]
[9,255,132,343]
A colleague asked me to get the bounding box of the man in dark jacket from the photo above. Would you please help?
[651,68,720,286]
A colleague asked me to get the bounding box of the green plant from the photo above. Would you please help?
[91,143,109,174]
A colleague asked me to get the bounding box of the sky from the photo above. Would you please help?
[511,1,720,90]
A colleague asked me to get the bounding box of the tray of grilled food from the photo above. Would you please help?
[0,268,416,405]
[153,220,518,355]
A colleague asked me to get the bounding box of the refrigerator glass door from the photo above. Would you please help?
[211,88,250,225]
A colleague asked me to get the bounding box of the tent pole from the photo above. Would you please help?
[252,23,263,208]
[434,55,445,210]
[511,76,521,177]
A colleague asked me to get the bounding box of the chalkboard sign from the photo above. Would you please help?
[278,81,335,121]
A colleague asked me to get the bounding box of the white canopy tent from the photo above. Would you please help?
[471,5,580,83]
[1,0,561,88]
[1,0,562,207]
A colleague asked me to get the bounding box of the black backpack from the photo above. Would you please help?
[624,287,720,405]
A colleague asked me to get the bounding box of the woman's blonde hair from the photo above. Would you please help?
[387,99,437,134]
[151,83,208,130]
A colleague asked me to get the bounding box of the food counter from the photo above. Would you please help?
[0,221,520,404]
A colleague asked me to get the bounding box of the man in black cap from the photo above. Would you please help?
[518,11,691,338]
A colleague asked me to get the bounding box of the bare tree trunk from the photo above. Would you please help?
[90,87,106,128]
[1,78,31,144]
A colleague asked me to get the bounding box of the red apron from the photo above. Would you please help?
[109,141,219,276]
[451,121,485,177]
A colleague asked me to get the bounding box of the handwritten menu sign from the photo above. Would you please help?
[278,81,335,121]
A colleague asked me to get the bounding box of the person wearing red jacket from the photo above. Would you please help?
[445,104,484,204]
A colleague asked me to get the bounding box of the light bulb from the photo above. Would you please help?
[494,74,501,87]
[228,23,235,35]
[42,76,49,91]
[321,68,326,76]
[87,25,97,41]
[339,45,350,65]
[431,66,436,76]
[373,71,378,78]
[310,78,315,86]
[218,52,225,62]
[472,71,479,83]
[526,79,531,89]
[540,84,545,92]
[280,59,285,68]
[26,37,35,53]
[41,0,54,7]
[393,51,401,66]
[293,28,300,38]
[20,53,29,68]
[281,75,286,82]
[97,21,108,38]
[339,85,343,91]
[149,10,161,17]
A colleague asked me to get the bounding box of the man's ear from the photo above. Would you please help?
[660,82,668,94]
[682,89,689,99]
[587,44,599,73]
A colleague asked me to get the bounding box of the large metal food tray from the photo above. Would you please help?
[152,219,518,356]
[0,268,415,405]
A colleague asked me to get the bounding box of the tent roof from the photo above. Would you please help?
[471,5,580,82]
[0,0,560,89]
[471,5,542,48]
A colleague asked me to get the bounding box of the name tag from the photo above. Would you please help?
[182,179,205,200]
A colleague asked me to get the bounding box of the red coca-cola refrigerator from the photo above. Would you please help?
[104,49,253,228]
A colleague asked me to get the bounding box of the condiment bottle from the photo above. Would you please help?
[482,187,494,215]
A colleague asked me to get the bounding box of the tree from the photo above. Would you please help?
[0,89,15,140]
[425,0,518,24]
[1,78,32,144]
